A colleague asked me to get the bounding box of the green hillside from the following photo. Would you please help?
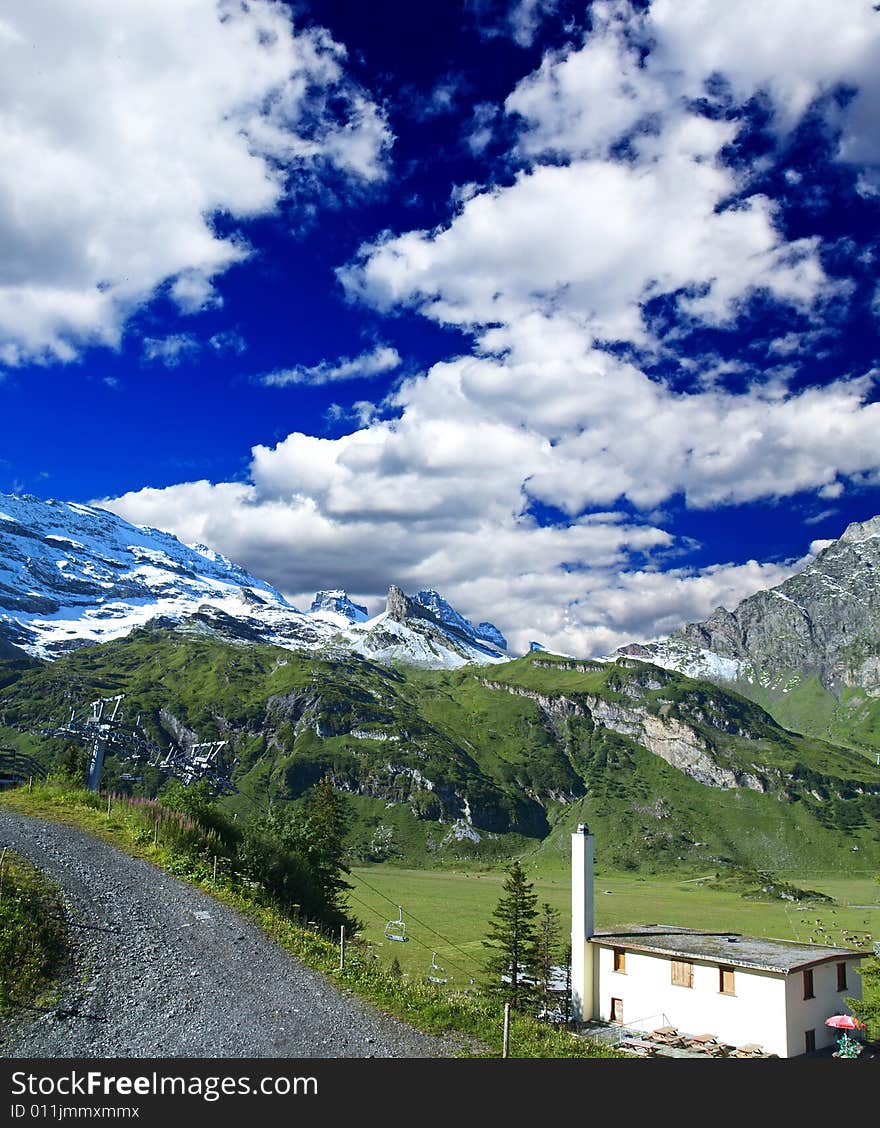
[727,671,880,759]
[2,628,880,877]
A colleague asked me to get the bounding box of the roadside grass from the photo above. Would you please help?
[0,779,618,1059]
[0,848,69,1014]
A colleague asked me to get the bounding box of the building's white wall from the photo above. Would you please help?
[594,945,789,1056]
[783,958,862,1057]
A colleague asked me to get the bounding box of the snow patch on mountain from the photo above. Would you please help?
[412,589,507,650]
[309,590,369,623]
[0,493,510,669]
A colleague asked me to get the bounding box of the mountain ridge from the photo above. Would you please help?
[618,513,880,750]
[0,492,508,669]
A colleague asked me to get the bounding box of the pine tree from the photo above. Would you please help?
[303,774,353,918]
[535,902,562,1018]
[482,860,540,1010]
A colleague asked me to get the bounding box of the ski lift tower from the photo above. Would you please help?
[50,694,236,795]
[84,694,125,791]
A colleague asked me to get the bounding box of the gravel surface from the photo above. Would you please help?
[0,809,461,1058]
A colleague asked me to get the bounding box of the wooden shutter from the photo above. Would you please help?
[671,959,693,987]
[613,949,626,973]
[719,966,735,995]
[803,968,814,999]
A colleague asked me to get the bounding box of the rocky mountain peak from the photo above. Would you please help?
[0,492,510,669]
[309,590,368,622]
[838,514,880,546]
[626,511,880,697]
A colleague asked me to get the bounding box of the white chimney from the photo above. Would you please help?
[571,823,595,1022]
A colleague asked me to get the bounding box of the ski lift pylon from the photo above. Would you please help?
[384,905,408,943]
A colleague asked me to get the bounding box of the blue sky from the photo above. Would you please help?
[1,0,879,655]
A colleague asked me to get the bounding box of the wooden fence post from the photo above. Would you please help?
[340,925,346,970]
[502,1003,511,1059]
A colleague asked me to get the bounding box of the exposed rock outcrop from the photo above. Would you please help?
[480,678,767,791]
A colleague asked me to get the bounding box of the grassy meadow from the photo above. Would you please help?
[349,862,880,985]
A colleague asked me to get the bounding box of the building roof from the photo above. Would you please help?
[592,924,865,974]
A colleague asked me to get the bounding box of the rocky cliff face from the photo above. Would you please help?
[624,514,880,696]
[480,668,768,792]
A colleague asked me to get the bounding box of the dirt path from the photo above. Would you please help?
[0,808,460,1058]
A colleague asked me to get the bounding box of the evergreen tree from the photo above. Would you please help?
[535,902,562,1018]
[253,774,355,927]
[58,742,85,784]
[298,774,353,921]
[482,860,540,1010]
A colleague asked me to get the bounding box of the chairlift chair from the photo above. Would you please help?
[427,952,447,985]
[384,905,408,943]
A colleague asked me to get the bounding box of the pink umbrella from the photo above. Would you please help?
[825,1015,862,1030]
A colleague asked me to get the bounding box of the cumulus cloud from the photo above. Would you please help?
[341,132,829,344]
[102,468,811,656]
[648,0,880,168]
[101,0,880,653]
[260,345,401,387]
[101,317,876,654]
[509,0,880,168]
[0,0,391,365]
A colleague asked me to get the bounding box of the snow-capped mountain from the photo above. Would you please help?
[0,493,509,668]
[412,589,508,650]
[309,590,369,623]
[618,514,880,696]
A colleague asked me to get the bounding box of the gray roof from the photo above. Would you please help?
[592,924,865,974]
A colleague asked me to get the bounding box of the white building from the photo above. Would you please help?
[571,824,865,1057]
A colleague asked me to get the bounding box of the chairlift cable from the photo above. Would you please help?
[349,870,479,969]
[343,889,472,979]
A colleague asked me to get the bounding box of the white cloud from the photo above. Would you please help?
[465,103,499,155]
[0,0,391,365]
[506,2,665,159]
[101,319,879,654]
[466,0,559,48]
[260,345,401,388]
[102,467,813,656]
[341,126,829,344]
[509,0,880,169]
[141,334,200,367]
[649,0,880,167]
[101,0,880,653]
[507,0,559,48]
[142,328,247,366]
[208,330,247,355]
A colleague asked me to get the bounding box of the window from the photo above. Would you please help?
[803,968,814,1000]
[805,1029,816,1054]
[719,966,735,995]
[613,949,626,973]
[837,962,848,991]
[611,997,624,1024]
[671,959,693,988]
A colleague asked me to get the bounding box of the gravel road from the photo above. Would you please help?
[0,809,461,1058]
